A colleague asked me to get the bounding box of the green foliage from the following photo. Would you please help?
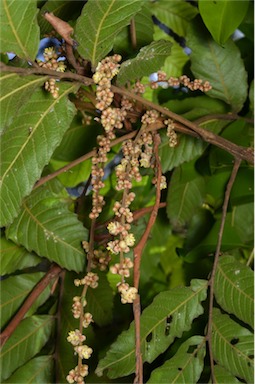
[75,0,144,68]
[117,40,172,85]
[0,0,40,60]
[187,21,248,112]
[0,1,253,383]
[0,315,54,381]
[0,83,77,226]
[147,336,206,383]
[199,0,249,45]
[96,279,207,378]
[6,183,87,272]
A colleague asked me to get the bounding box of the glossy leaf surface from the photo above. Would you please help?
[0,0,40,59]
[0,83,77,227]
[96,279,207,378]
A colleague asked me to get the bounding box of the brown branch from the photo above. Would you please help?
[206,158,242,384]
[33,131,138,189]
[111,85,254,165]
[0,63,253,164]
[194,113,254,125]
[0,263,62,348]
[0,62,93,86]
[54,270,66,383]
[132,133,162,384]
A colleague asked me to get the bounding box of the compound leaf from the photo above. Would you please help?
[0,315,54,382]
[0,83,77,227]
[212,308,254,383]
[6,184,87,272]
[147,336,206,383]
[0,0,40,60]
[214,255,254,328]
[75,0,144,68]
[117,40,172,85]
[96,279,207,378]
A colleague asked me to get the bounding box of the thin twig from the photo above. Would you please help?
[132,133,162,384]
[130,18,137,50]
[0,263,62,348]
[207,158,242,384]
[246,248,254,267]
[54,270,66,383]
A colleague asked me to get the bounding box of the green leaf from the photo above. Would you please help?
[147,336,206,383]
[0,0,40,60]
[113,3,154,55]
[6,184,87,272]
[3,355,54,384]
[212,364,242,383]
[214,255,254,328]
[231,203,254,244]
[117,40,172,85]
[75,0,144,68]
[0,73,47,133]
[0,236,41,275]
[199,0,249,45]
[49,158,91,188]
[187,21,248,112]
[0,272,51,329]
[0,315,54,381]
[166,163,206,229]
[163,95,229,121]
[249,80,254,112]
[0,83,77,227]
[96,279,207,378]
[150,0,199,36]
[212,308,254,383]
[86,271,114,327]
[159,133,206,173]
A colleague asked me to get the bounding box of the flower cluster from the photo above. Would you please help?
[37,46,66,98]
[90,55,128,220]
[66,364,89,384]
[93,54,122,111]
[117,282,138,304]
[150,71,212,92]
[67,271,98,383]
[164,118,178,147]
